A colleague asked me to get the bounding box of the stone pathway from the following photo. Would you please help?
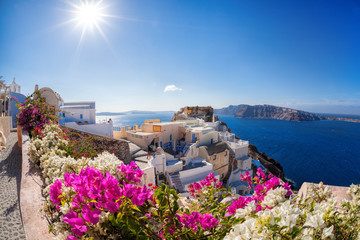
[0,132,25,239]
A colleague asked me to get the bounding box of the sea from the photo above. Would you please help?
[97,112,360,190]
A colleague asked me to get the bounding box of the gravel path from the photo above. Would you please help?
[0,132,26,239]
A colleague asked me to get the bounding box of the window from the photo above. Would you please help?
[80,114,83,119]
[63,113,65,117]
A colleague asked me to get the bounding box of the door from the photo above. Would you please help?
[191,134,195,143]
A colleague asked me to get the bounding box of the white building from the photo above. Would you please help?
[144,146,219,194]
[7,78,21,93]
[125,118,257,196]
[60,101,96,124]
[124,119,219,151]
[181,125,220,146]
[60,101,113,137]
[226,139,253,195]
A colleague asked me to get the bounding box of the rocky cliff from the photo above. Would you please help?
[215,104,247,115]
[216,104,328,122]
[248,144,285,180]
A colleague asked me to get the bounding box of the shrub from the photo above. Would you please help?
[29,122,360,240]
[15,91,58,134]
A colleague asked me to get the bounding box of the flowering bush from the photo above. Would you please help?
[29,124,68,165]
[28,123,123,198]
[224,172,360,240]
[29,122,360,240]
[49,165,154,239]
[58,130,98,159]
[47,163,360,240]
[49,166,231,240]
[15,91,58,133]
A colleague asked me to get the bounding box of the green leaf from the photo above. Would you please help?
[291,226,301,238]
[132,205,141,212]
[126,216,141,233]
[310,201,315,211]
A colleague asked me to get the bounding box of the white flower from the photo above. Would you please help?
[304,214,325,229]
[261,187,287,208]
[321,226,334,239]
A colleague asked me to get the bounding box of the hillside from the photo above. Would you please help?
[215,104,328,122]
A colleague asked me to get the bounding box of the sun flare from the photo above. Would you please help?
[66,0,111,44]
[75,1,103,29]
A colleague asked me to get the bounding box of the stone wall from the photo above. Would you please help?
[64,127,132,164]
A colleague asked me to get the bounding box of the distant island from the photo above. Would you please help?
[215,104,360,123]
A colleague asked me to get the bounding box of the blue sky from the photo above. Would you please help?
[1,0,360,114]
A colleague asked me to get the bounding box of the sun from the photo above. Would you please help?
[75,1,103,30]
[73,0,105,32]
[64,0,112,46]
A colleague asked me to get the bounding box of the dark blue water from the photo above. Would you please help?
[97,112,360,189]
[218,115,360,189]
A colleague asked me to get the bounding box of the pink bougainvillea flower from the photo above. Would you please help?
[118,161,143,183]
[102,199,118,213]
[132,192,147,206]
[49,179,62,205]
[240,171,252,190]
[82,204,101,225]
[158,231,165,239]
[200,173,217,187]
[122,183,136,198]
[256,167,267,180]
[282,182,292,196]
[168,225,176,234]
[216,181,223,188]
[264,176,281,190]
[200,213,219,230]
[254,184,265,196]
[180,212,199,231]
[63,209,89,237]
[193,182,202,190]
[67,217,89,237]
[255,204,263,212]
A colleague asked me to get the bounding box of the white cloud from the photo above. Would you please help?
[164,84,182,93]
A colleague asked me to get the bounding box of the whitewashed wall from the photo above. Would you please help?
[65,122,113,137]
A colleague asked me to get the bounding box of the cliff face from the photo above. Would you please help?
[172,106,219,122]
[216,104,328,122]
[236,105,328,121]
[248,143,285,180]
[215,104,247,115]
